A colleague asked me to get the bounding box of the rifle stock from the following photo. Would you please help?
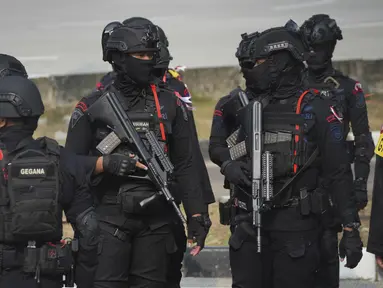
[87,92,186,224]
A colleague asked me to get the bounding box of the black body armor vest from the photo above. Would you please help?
[0,137,62,244]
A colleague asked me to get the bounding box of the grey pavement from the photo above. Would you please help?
[1,0,383,77]
[180,278,383,287]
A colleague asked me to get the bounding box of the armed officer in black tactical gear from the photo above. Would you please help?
[209,25,362,288]
[95,18,214,288]
[0,74,101,288]
[300,14,374,288]
[65,22,210,288]
[0,54,153,288]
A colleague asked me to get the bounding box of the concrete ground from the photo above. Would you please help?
[181,278,383,287]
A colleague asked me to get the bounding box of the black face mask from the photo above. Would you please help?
[241,62,271,93]
[0,123,35,151]
[114,54,155,88]
[307,50,331,71]
[306,42,335,73]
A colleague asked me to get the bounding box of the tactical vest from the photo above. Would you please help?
[231,89,320,208]
[0,137,61,244]
[92,85,176,216]
[91,85,171,163]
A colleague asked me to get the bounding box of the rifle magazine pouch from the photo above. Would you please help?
[310,189,324,215]
[299,188,310,216]
[23,246,39,273]
[264,139,292,178]
[218,197,232,226]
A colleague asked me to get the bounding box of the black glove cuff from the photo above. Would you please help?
[220,160,232,174]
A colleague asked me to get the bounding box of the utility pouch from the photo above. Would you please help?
[299,188,310,216]
[219,197,232,226]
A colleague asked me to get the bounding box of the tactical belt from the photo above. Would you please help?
[99,222,128,242]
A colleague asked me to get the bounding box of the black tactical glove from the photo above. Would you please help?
[103,154,137,176]
[187,214,212,250]
[339,228,363,269]
[354,178,368,210]
[221,160,251,187]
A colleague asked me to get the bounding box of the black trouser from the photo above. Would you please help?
[0,269,62,288]
[315,227,340,288]
[94,218,177,288]
[167,221,187,288]
[229,222,319,288]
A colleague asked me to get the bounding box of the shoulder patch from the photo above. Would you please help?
[70,108,84,129]
[375,133,383,157]
[330,123,343,142]
[75,101,87,112]
[353,82,363,94]
[352,81,366,109]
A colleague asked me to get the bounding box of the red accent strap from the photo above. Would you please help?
[150,84,166,141]
[293,90,316,173]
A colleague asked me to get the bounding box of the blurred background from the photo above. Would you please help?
[1,1,383,285]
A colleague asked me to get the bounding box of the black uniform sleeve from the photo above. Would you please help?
[208,96,233,167]
[168,100,206,216]
[189,111,215,204]
[312,97,357,226]
[65,99,94,155]
[346,80,375,180]
[367,151,383,256]
[59,149,98,288]
[167,76,215,204]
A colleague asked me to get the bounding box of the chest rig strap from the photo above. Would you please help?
[293,89,318,173]
[150,84,166,142]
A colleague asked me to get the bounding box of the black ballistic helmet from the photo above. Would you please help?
[235,25,306,68]
[0,76,44,118]
[0,54,28,78]
[105,24,159,62]
[122,17,153,27]
[300,14,343,49]
[155,26,173,68]
[102,21,123,62]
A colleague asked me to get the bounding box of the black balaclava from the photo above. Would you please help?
[0,118,38,151]
[112,53,155,89]
[306,41,336,75]
[242,51,303,99]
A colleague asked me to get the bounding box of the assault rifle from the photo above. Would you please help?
[228,93,273,253]
[86,91,186,224]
